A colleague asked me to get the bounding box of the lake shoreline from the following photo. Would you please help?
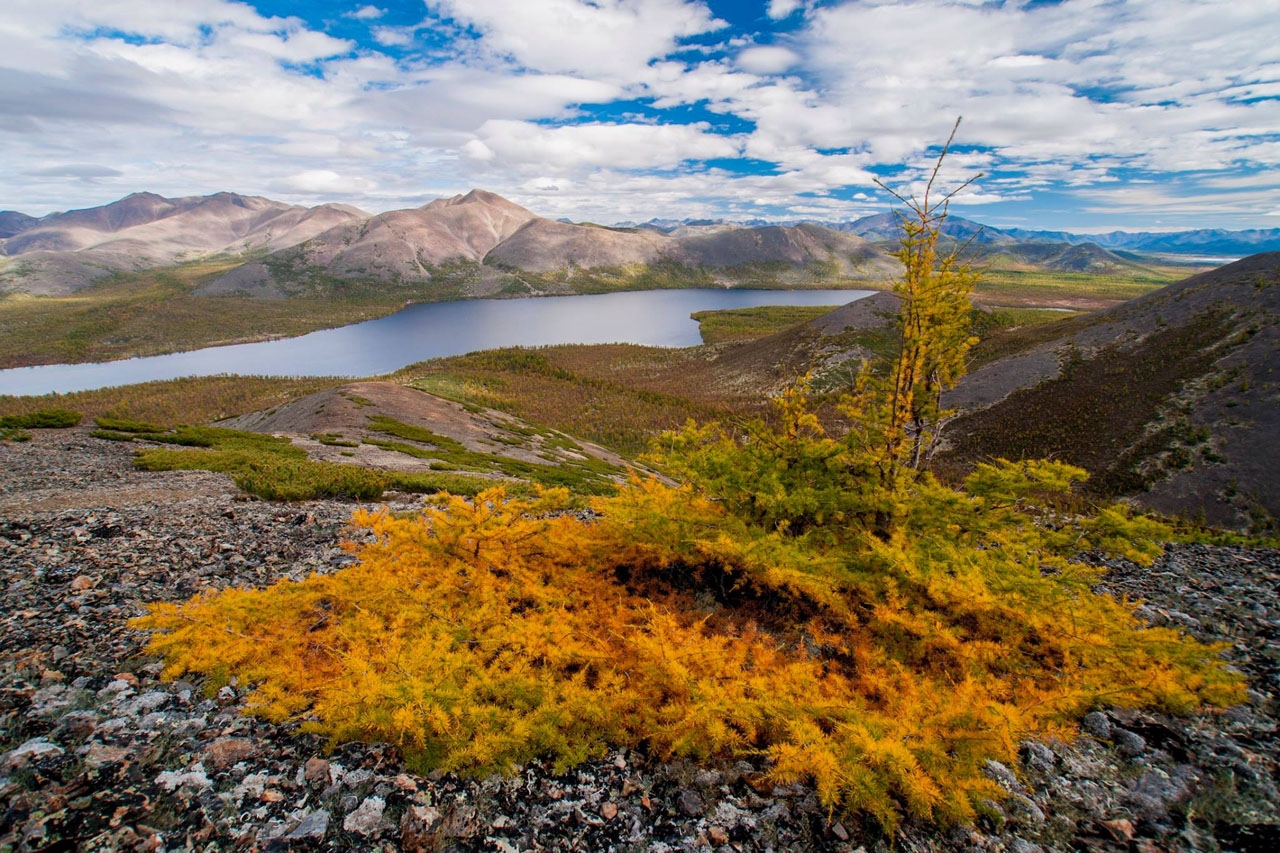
[0,288,875,397]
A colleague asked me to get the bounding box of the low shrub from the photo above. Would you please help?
[0,408,82,429]
[94,416,167,433]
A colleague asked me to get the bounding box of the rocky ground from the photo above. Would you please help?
[0,426,1277,852]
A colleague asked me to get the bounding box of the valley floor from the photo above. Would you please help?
[0,427,1277,851]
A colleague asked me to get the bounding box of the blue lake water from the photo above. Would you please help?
[0,288,874,396]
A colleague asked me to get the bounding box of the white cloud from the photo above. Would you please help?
[736,46,799,75]
[371,25,415,47]
[766,0,803,20]
[0,0,1275,229]
[425,0,725,79]
[464,120,741,170]
[789,0,1280,179]
[271,169,376,195]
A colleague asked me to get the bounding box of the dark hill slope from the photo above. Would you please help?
[0,211,38,239]
[942,252,1280,531]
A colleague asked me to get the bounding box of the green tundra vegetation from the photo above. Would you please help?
[692,304,835,344]
[0,257,405,369]
[0,375,349,426]
[403,347,733,457]
[97,421,495,501]
[0,407,82,441]
[136,142,1243,832]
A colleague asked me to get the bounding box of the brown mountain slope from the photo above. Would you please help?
[219,380,626,481]
[674,223,895,279]
[200,189,539,294]
[486,219,669,271]
[0,192,368,295]
[941,252,1280,531]
[203,190,899,297]
[0,211,38,238]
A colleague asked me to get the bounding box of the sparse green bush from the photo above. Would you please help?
[106,421,496,501]
[89,429,140,442]
[95,416,166,433]
[0,408,82,429]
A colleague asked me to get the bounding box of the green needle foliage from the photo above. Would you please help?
[1,407,82,441]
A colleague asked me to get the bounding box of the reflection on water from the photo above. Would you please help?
[0,288,873,396]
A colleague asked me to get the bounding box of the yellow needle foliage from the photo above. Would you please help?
[133,130,1243,830]
[136,463,1242,831]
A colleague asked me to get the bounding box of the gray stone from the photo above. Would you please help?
[26,685,73,719]
[982,760,1026,794]
[118,691,170,716]
[343,795,386,836]
[1021,741,1056,774]
[1008,838,1045,853]
[1006,794,1046,826]
[1123,768,1192,824]
[286,809,330,842]
[1114,728,1147,758]
[342,767,373,788]
[155,764,212,792]
[1081,711,1112,740]
[676,788,705,816]
[693,769,723,789]
[1,739,64,771]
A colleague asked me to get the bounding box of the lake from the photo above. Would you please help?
[0,288,875,396]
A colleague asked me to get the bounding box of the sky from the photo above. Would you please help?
[1,0,1278,232]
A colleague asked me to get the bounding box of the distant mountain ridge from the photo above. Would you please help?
[0,193,368,295]
[998,226,1280,256]
[5,188,1277,298]
[198,190,899,299]
[630,212,1280,257]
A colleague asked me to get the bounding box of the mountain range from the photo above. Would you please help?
[3,189,1278,298]
[0,192,367,294]
[670,212,1280,257]
[205,190,900,299]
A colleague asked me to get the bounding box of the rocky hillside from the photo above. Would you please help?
[0,193,368,295]
[942,252,1280,531]
[1,423,1277,851]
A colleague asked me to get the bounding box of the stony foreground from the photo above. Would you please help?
[0,427,1277,852]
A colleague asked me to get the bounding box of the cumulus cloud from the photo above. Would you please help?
[766,0,803,20]
[464,120,742,170]
[791,0,1280,177]
[0,0,1274,228]
[425,0,725,79]
[736,46,799,75]
[270,170,376,195]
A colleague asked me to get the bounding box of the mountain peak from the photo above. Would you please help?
[425,189,533,215]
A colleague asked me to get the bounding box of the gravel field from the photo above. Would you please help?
[1,426,1276,852]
